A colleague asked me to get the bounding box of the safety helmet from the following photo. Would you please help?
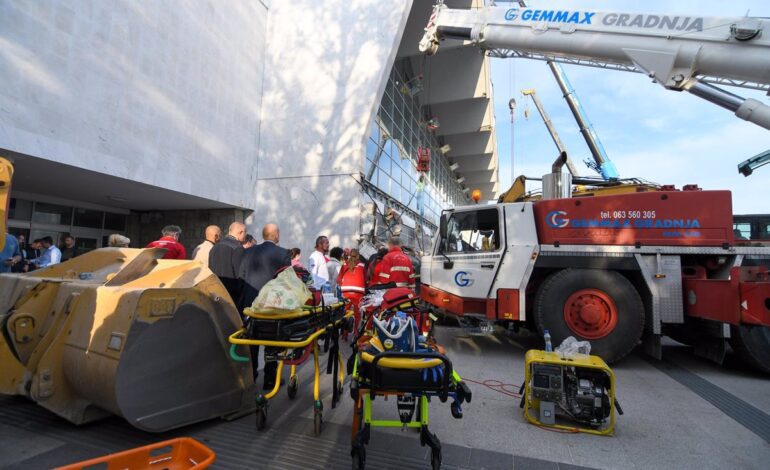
[372,311,417,352]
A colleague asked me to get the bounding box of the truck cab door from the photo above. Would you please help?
[427,207,504,311]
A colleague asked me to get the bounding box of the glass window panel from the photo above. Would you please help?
[382,99,393,116]
[33,202,72,226]
[75,237,98,253]
[370,120,380,142]
[379,153,391,174]
[760,223,770,240]
[391,184,400,202]
[30,229,66,245]
[9,198,33,221]
[367,138,379,160]
[104,212,127,231]
[73,208,104,229]
[8,227,30,244]
[391,141,400,161]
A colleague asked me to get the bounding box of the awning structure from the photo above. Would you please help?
[6,150,241,211]
[397,0,499,201]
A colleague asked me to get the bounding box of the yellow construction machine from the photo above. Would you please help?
[498,174,660,203]
[0,157,13,251]
[0,156,254,432]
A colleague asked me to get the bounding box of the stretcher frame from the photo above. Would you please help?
[228,302,352,435]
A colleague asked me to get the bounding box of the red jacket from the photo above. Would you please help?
[338,262,366,295]
[368,261,385,287]
[147,236,187,260]
[378,247,415,287]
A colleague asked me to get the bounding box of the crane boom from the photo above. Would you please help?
[521,88,579,176]
[548,62,619,180]
[420,4,770,131]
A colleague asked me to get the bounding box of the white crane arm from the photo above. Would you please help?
[420,4,770,131]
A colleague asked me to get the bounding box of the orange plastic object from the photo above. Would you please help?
[55,437,215,470]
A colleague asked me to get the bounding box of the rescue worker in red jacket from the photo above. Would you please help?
[146,225,187,260]
[378,236,415,288]
[337,248,366,331]
[367,247,389,287]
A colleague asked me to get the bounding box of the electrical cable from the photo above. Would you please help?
[463,377,522,398]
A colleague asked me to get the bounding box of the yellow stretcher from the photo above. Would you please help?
[228,302,351,435]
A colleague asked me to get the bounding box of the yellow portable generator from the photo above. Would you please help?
[521,350,622,435]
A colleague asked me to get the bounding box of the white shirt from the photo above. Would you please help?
[327,258,341,291]
[192,240,215,264]
[37,245,62,267]
[308,250,329,287]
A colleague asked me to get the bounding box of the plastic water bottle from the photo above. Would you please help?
[544,329,553,352]
[321,282,336,304]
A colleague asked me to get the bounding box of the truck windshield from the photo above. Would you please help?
[440,209,500,253]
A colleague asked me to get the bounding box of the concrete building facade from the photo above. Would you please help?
[0,0,498,256]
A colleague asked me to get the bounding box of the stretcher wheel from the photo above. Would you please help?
[287,376,299,399]
[351,446,366,469]
[314,400,324,435]
[314,412,323,435]
[450,402,463,419]
[431,449,441,470]
[255,407,267,431]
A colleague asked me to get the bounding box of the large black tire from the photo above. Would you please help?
[730,325,770,374]
[534,269,645,364]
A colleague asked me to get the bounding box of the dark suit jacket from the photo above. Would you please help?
[238,240,291,309]
[208,235,245,304]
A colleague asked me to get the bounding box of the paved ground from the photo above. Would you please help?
[1,326,769,469]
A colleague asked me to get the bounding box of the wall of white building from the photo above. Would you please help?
[0,0,267,209]
[252,0,414,253]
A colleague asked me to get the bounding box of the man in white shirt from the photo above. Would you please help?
[33,236,62,268]
[192,225,221,263]
[307,235,330,288]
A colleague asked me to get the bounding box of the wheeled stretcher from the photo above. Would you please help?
[349,347,472,470]
[228,302,352,435]
[347,287,471,469]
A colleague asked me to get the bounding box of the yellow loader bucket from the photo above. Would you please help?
[0,248,254,432]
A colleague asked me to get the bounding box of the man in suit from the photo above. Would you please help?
[208,222,246,305]
[239,223,292,390]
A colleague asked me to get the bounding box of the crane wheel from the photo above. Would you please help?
[729,325,770,374]
[534,268,645,364]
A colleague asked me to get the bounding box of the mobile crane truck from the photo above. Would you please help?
[417,3,770,371]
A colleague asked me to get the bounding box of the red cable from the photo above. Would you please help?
[463,378,522,398]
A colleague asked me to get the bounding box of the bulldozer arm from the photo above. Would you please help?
[0,248,255,432]
[0,157,14,251]
[498,175,528,203]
